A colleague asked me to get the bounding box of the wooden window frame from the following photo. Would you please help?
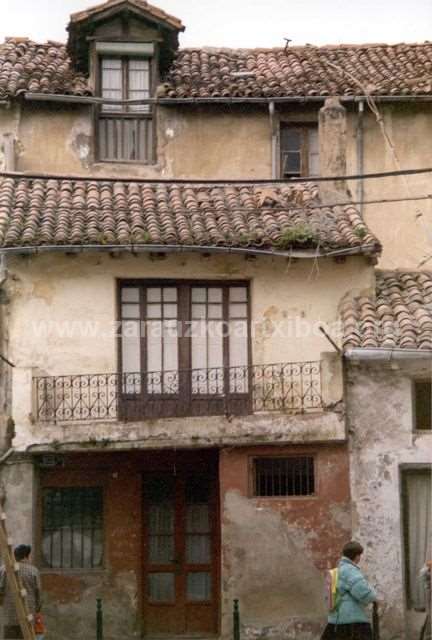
[279,123,318,179]
[96,54,156,164]
[401,466,432,609]
[412,379,432,432]
[250,454,317,499]
[117,280,252,419]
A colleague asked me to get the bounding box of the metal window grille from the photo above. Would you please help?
[42,487,104,569]
[253,457,315,497]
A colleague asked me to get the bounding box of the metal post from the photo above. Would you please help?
[96,598,103,640]
[233,598,240,640]
[372,602,380,640]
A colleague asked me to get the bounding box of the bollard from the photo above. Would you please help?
[96,598,103,640]
[372,602,380,640]
[233,599,240,640]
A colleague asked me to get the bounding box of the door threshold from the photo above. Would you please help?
[144,636,219,639]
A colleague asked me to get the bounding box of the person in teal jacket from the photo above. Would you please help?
[321,541,378,640]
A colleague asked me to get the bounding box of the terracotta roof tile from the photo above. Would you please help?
[161,44,432,99]
[2,39,432,99]
[0,39,89,98]
[0,176,379,254]
[342,270,432,350]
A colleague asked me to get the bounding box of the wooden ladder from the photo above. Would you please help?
[0,512,36,640]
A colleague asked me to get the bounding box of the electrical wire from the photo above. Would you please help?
[1,166,432,185]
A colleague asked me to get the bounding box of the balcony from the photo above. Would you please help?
[34,362,323,423]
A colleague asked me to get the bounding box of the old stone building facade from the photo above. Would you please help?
[0,1,430,639]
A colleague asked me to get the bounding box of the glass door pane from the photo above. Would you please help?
[146,476,176,603]
[128,58,151,113]
[185,476,212,602]
[191,287,224,395]
[101,58,122,112]
[120,287,141,393]
[146,287,178,394]
[229,287,248,393]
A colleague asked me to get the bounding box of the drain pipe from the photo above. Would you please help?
[356,100,365,216]
[345,348,432,362]
[269,101,278,178]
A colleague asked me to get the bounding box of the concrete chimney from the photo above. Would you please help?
[318,97,348,203]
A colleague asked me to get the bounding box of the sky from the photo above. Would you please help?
[0,0,431,48]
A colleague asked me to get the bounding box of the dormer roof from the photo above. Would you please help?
[69,0,184,32]
[67,0,184,75]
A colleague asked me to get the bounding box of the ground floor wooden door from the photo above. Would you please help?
[143,465,219,636]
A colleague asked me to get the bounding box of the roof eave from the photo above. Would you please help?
[0,243,378,259]
[344,347,432,361]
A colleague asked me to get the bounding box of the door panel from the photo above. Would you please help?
[143,469,219,636]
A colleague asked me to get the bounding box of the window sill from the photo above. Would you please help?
[40,568,107,575]
[251,494,318,501]
[91,160,160,168]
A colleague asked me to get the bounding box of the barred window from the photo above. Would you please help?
[253,457,315,497]
[42,487,103,569]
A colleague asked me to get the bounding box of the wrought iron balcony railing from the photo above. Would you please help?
[34,361,322,423]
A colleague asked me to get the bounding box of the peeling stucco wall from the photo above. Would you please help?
[344,103,432,270]
[346,362,432,640]
[3,100,431,269]
[6,252,372,375]
[219,444,351,640]
[3,252,371,450]
[1,446,350,640]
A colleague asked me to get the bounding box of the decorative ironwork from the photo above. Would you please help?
[34,361,322,423]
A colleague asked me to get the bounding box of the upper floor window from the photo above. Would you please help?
[98,54,154,164]
[280,124,319,178]
[413,380,432,431]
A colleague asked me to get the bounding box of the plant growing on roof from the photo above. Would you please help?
[353,226,367,240]
[274,224,318,249]
[133,231,152,244]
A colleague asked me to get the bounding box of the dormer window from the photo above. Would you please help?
[101,57,151,114]
[97,45,154,163]
[66,0,184,165]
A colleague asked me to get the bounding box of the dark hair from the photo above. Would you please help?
[14,545,31,561]
[342,541,364,561]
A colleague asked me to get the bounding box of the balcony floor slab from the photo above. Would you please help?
[15,408,345,453]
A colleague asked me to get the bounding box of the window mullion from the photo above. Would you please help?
[123,56,128,113]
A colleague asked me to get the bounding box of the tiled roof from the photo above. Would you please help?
[2,39,432,99]
[160,44,432,99]
[0,39,89,98]
[0,176,379,254]
[342,271,432,350]
[69,0,184,32]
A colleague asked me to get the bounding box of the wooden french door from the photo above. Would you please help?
[142,468,219,636]
[119,281,251,420]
